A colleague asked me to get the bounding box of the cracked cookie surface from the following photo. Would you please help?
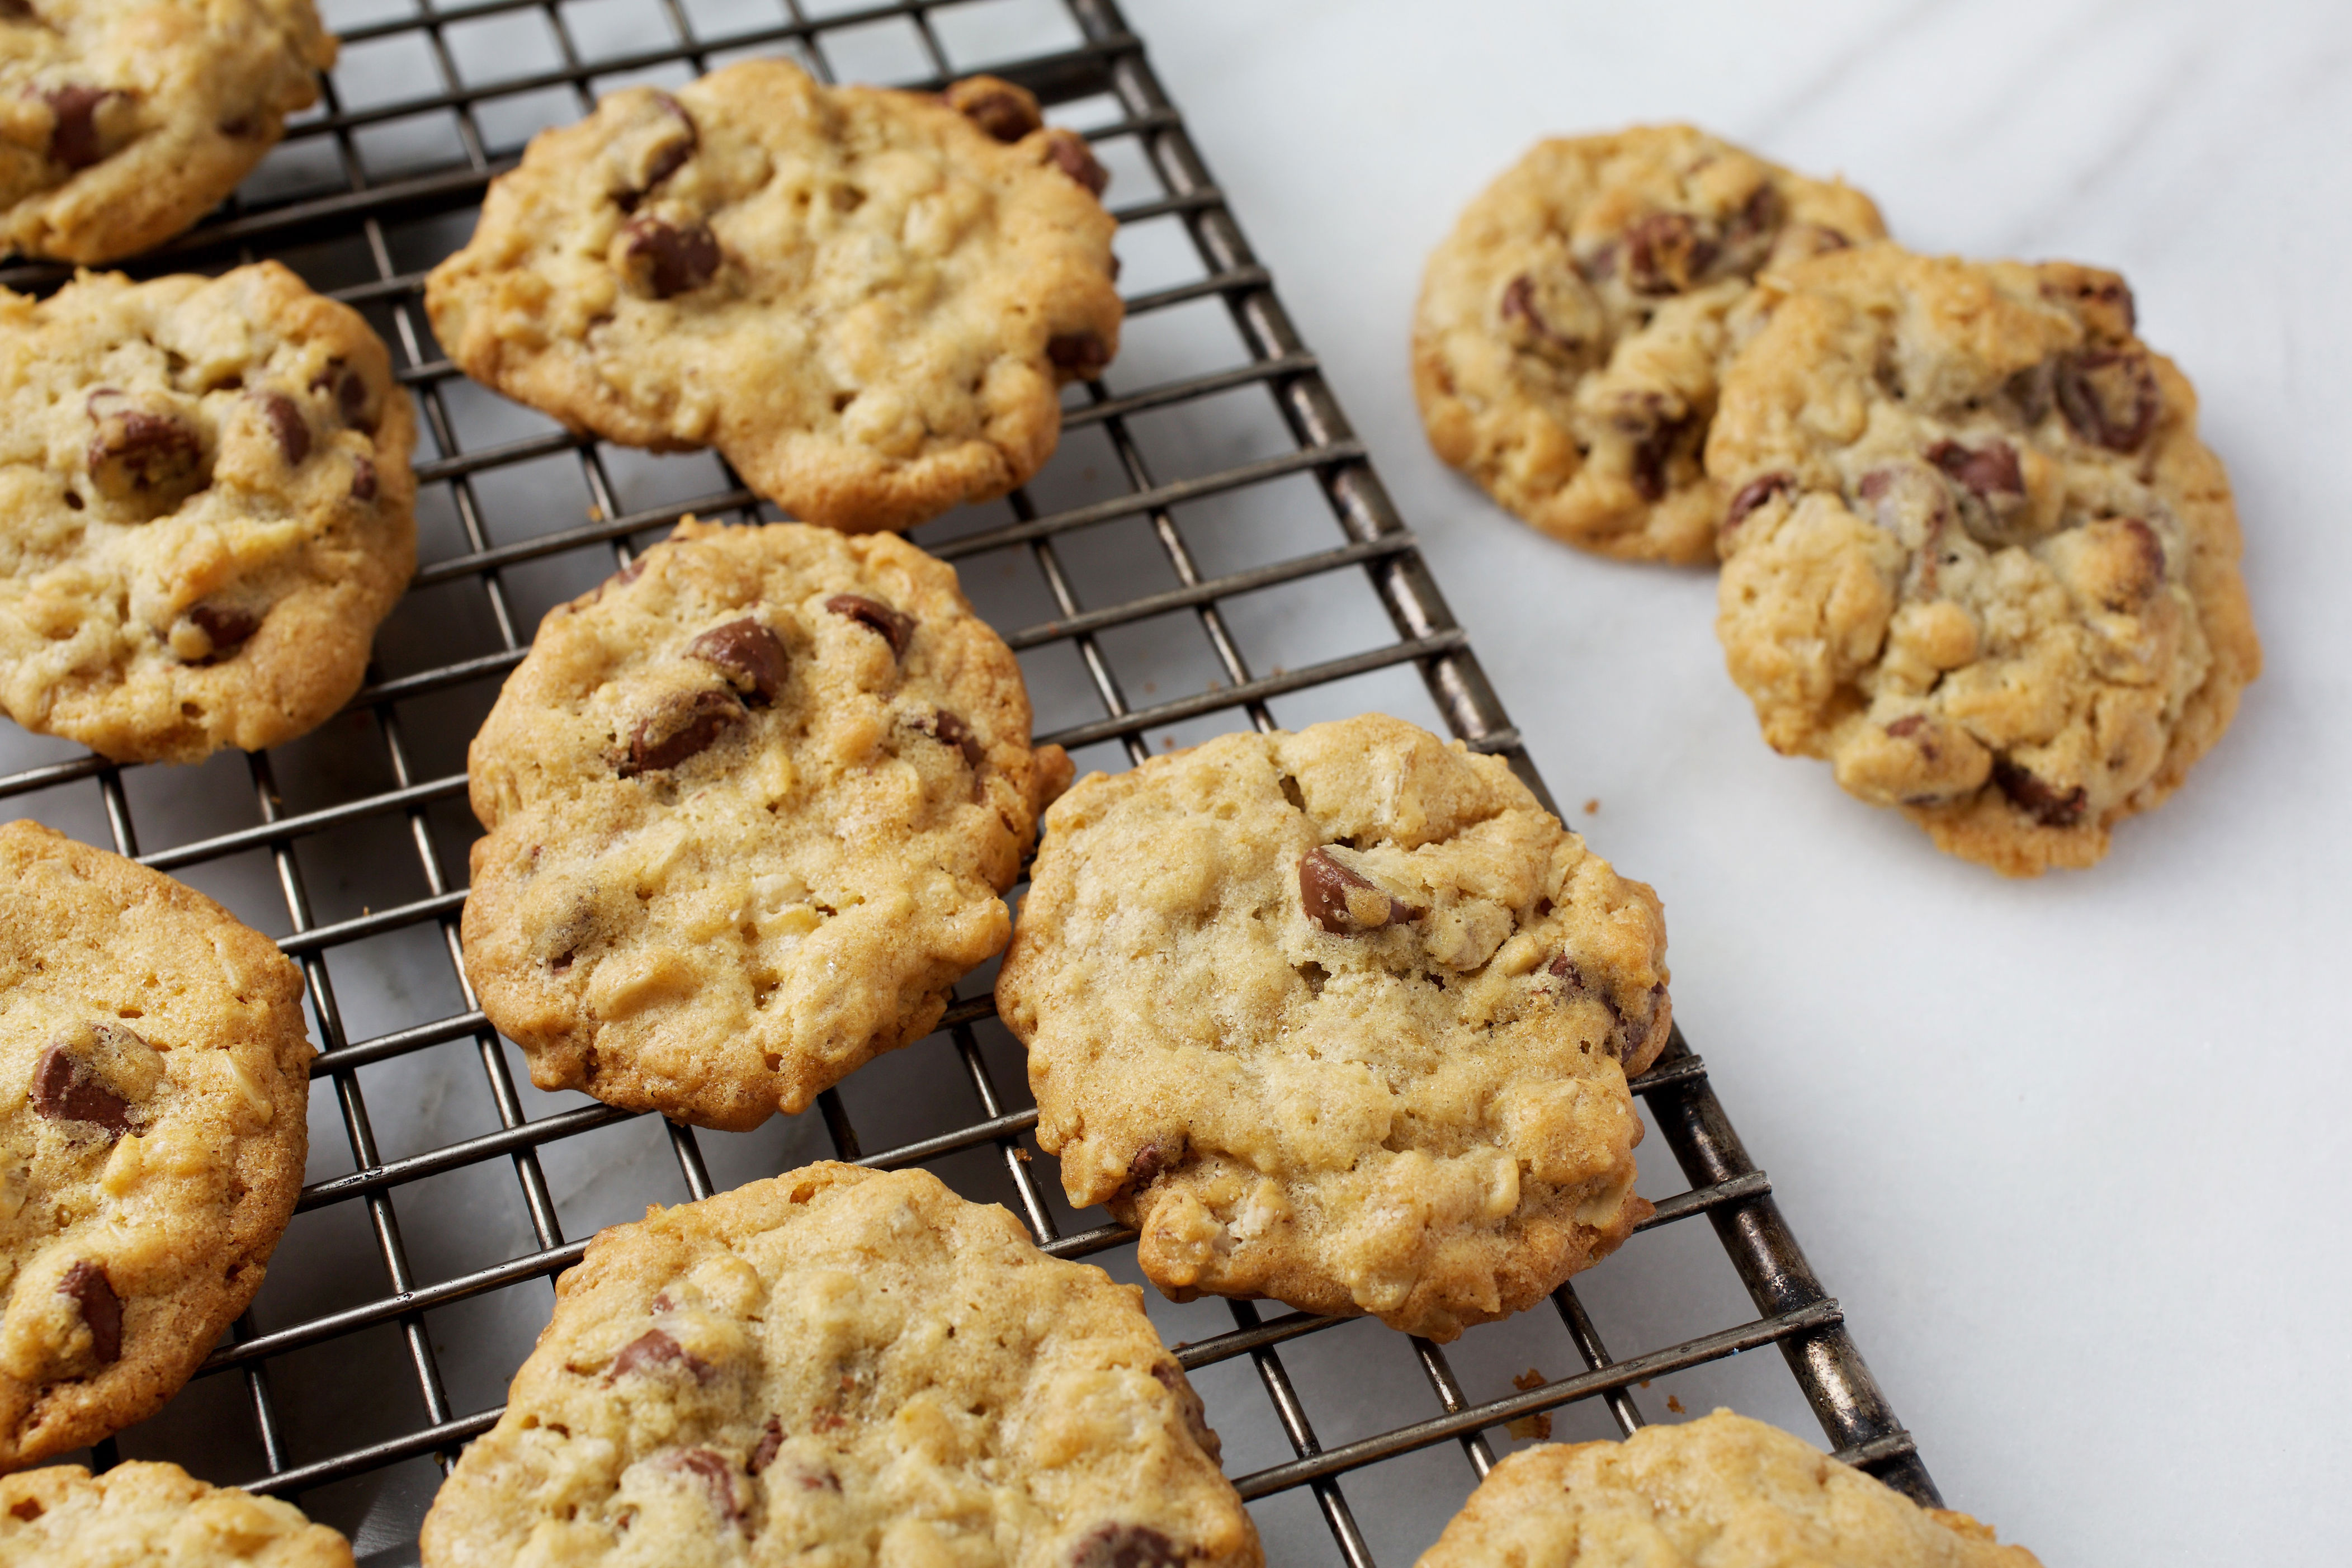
[1708,244,2260,874]
[0,1460,351,1564]
[995,714,1670,1342]
[419,1163,1260,1568]
[463,517,1070,1132]
[0,262,417,763]
[424,60,1121,535]
[1413,124,1885,563]
[1416,1410,2042,1568]
[0,0,334,263]
[0,820,310,1470]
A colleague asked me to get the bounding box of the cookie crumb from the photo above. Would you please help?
[1665,1394,1685,1414]
[1506,1368,1552,1441]
[1583,797,1599,815]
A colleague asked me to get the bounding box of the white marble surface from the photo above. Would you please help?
[1121,1,2349,1562]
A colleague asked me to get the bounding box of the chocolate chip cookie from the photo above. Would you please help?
[0,820,312,1470]
[424,60,1121,535]
[462,517,1070,1131]
[1416,1410,2042,1568]
[1414,124,1886,564]
[0,0,336,263]
[0,262,417,764]
[995,714,1670,1342]
[418,1163,1260,1568]
[1411,124,1891,564]
[1709,244,2260,874]
[0,1460,351,1564]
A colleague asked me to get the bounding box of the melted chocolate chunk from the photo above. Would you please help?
[1070,1523,1187,1568]
[1128,1139,1170,1189]
[748,1414,784,1475]
[607,1328,714,1382]
[1298,847,1415,934]
[621,215,721,298]
[620,689,746,776]
[59,1262,121,1365]
[1992,757,2087,827]
[44,86,112,171]
[190,602,261,659]
[350,455,379,502]
[1149,1361,1220,1460]
[1622,211,1714,296]
[1927,438,2023,499]
[664,1448,741,1520]
[87,398,207,514]
[0,1,39,23]
[947,79,1041,143]
[29,1041,133,1135]
[918,709,986,768]
[626,91,698,202]
[824,594,915,658]
[254,391,310,466]
[1047,330,1111,380]
[1042,129,1108,196]
[1627,412,1698,502]
[2055,350,2158,452]
[687,618,787,704]
[1498,271,1597,367]
[1544,954,1587,997]
[1722,471,1793,532]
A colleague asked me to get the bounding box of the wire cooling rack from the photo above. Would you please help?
[0,0,1940,1560]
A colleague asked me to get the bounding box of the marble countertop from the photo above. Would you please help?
[1122,1,2348,1562]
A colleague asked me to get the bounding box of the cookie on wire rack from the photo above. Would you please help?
[1413,124,1886,563]
[462,516,1071,1132]
[0,1460,352,1565]
[996,713,1671,1342]
[418,1163,1261,1568]
[0,820,312,1470]
[1708,243,2260,875]
[1415,1409,2043,1568]
[0,0,337,264]
[0,261,417,764]
[424,59,1122,535]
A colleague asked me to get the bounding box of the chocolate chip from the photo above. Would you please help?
[620,689,745,776]
[59,1261,121,1365]
[946,76,1042,143]
[0,0,37,22]
[1544,955,1586,996]
[30,1041,133,1135]
[1992,757,2087,827]
[1623,211,1714,296]
[1884,714,1927,738]
[254,391,309,466]
[189,602,261,660]
[2117,517,2165,596]
[1926,439,2023,499]
[350,455,378,502]
[2043,268,2136,338]
[632,91,698,200]
[1499,271,1599,367]
[1298,847,1416,934]
[1047,330,1111,380]
[917,709,986,768]
[1627,412,1698,502]
[613,556,646,587]
[1041,128,1108,196]
[87,398,207,513]
[1717,180,1783,266]
[621,215,721,298]
[687,618,787,704]
[1723,471,1793,532]
[748,1415,783,1475]
[44,86,112,171]
[1128,1139,1171,1189]
[607,1328,714,1382]
[824,594,915,658]
[2055,350,2158,452]
[663,1448,741,1520]
[1070,1523,1187,1568]
[1150,1360,1221,1461]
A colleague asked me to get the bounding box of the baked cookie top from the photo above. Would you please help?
[995,714,1670,1342]
[0,1461,351,1565]
[0,0,334,264]
[463,517,1070,1132]
[1415,1410,2042,1568]
[1708,243,2260,875]
[424,59,1121,535]
[418,1163,1261,1568]
[0,261,417,764]
[0,820,311,1470]
[1413,124,1885,564]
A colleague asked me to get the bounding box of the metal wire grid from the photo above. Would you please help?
[0,0,1942,1558]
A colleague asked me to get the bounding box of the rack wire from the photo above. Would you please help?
[0,0,1939,1560]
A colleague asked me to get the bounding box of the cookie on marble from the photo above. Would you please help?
[996,714,1670,1342]
[462,517,1071,1132]
[1708,243,2260,875]
[0,261,417,763]
[424,59,1121,536]
[1416,1409,2041,1568]
[1413,124,1886,563]
[0,1460,352,1565]
[418,1162,1260,1568]
[0,820,311,1470]
[0,0,336,264]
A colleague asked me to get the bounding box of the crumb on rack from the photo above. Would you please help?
[1584,797,1600,815]
[1666,1394,1685,1414]
[1506,1368,1552,1441]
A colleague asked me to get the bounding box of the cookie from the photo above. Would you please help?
[462,517,1071,1131]
[1708,243,2260,874]
[1413,124,1886,563]
[418,1162,1261,1568]
[0,262,418,764]
[0,1460,352,1565]
[424,59,1122,535]
[0,820,311,1470]
[995,714,1670,1342]
[0,0,335,264]
[1416,1409,2041,1568]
